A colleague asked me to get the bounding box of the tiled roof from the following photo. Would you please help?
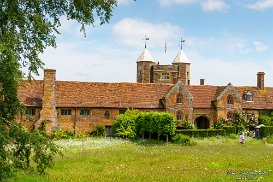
[18,80,273,110]
[18,80,43,107]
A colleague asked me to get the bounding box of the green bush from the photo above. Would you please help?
[227,133,238,139]
[260,126,273,138]
[176,129,225,138]
[51,130,74,140]
[213,120,223,129]
[223,126,236,135]
[90,125,105,137]
[259,111,273,126]
[171,134,195,146]
[266,137,273,144]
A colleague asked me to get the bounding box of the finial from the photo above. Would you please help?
[180,37,185,50]
[144,35,149,48]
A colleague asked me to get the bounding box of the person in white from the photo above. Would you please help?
[239,132,245,144]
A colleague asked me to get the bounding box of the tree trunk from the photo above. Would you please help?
[157,133,160,141]
[166,135,169,144]
[149,131,151,140]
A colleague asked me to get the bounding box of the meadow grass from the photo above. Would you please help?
[8,137,273,182]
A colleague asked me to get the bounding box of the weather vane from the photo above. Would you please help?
[180,37,185,50]
[144,35,149,48]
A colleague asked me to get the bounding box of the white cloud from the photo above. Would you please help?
[201,0,229,12]
[254,41,268,53]
[246,0,273,10]
[159,0,197,7]
[112,18,182,48]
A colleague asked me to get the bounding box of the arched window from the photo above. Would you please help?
[246,91,253,101]
[104,111,110,119]
[176,94,182,103]
[176,111,182,120]
[227,95,234,105]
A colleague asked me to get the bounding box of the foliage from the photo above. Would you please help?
[176,129,225,138]
[182,117,194,129]
[212,119,224,129]
[50,130,75,140]
[234,111,245,134]
[223,126,236,135]
[260,126,273,138]
[259,111,273,126]
[266,136,273,144]
[226,133,238,139]
[171,134,195,146]
[0,0,118,179]
[112,109,139,139]
[90,124,105,137]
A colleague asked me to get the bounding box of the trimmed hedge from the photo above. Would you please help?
[176,129,225,138]
[260,126,273,138]
[223,126,236,135]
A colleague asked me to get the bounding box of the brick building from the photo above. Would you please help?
[18,48,273,134]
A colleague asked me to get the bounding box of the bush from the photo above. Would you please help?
[176,129,225,138]
[50,130,74,140]
[172,134,195,146]
[223,126,236,135]
[260,126,273,138]
[259,111,273,126]
[266,137,273,144]
[227,133,238,139]
[90,125,105,137]
[213,120,224,129]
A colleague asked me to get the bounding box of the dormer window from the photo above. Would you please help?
[227,95,234,105]
[246,91,253,102]
[161,73,169,80]
[177,94,182,103]
[176,111,182,120]
[25,108,36,116]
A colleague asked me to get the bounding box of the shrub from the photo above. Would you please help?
[213,120,224,129]
[90,125,105,137]
[183,118,194,129]
[260,126,273,138]
[259,111,273,126]
[223,126,236,135]
[51,130,74,140]
[172,134,195,146]
[266,137,273,144]
[227,133,238,139]
[176,129,225,138]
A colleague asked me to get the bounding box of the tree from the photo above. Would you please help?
[0,0,118,179]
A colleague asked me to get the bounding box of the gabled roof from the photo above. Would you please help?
[172,50,191,64]
[137,48,155,62]
[216,83,242,102]
[18,80,43,107]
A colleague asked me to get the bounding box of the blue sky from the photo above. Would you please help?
[35,0,273,86]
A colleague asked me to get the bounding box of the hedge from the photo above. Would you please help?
[260,126,273,138]
[176,129,225,138]
[223,126,236,135]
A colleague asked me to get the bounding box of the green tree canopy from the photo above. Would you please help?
[0,0,118,179]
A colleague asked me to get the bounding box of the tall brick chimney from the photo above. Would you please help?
[36,69,60,132]
[200,79,205,85]
[257,72,265,90]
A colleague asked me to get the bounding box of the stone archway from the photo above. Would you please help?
[195,116,210,129]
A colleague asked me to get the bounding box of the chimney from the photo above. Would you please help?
[257,72,265,90]
[36,69,60,132]
[200,79,205,85]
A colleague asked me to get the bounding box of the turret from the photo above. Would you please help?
[136,48,156,83]
[172,50,191,85]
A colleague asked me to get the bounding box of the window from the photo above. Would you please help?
[61,109,71,115]
[246,91,253,101]
[227,95,234,105]
[104,111,110,119]
[177,95,182,103]
[80,109,90,115]
[161,73,169,80]
[227,112,233,120]
[119,109,126,115]
[176,111,182,120]
[25,108,35,115]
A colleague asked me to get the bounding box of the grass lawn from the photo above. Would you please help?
[8,137,273,182]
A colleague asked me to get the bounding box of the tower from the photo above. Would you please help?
[172,49,191,85]
[136,48,156,83]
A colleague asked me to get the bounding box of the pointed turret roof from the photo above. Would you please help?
[137,48,155,62]
[172,50,191,64]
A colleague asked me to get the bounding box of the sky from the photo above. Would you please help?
[34,0,273,86]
